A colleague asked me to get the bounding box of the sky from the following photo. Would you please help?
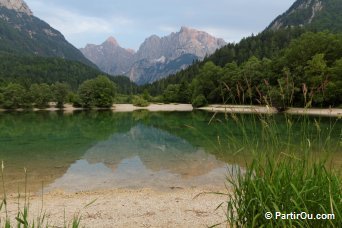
[25,0,295,50]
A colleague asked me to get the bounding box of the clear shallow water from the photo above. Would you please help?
[0,111,340,193]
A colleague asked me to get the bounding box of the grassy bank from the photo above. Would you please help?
[225,154,341,227]
[213,111,341,227]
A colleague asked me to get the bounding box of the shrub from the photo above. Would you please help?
[192,95,208,107]
[132,96,149,107]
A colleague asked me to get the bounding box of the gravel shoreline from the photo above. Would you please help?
[4,187,228,227]
[1,104,340,117]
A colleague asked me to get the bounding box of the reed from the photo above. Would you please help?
[0,163,86,228]
[225,153,341,227]
[217,111,341,227]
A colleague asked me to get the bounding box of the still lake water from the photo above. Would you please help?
[0,111,340,193]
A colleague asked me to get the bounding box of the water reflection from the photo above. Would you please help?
[46,124,228,192]
[0,112,232,193]
[84,125,224,176]
[0,111,340,193]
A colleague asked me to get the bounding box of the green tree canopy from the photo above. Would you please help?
[78,75,116,108]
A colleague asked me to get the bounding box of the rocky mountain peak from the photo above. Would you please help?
[144,34,161,42]
[81,27,226,84]
[180,26,192,32]
[104,36,119,46]
[136,27,226,61]
[268,0,324,30]
[0,0,32,15]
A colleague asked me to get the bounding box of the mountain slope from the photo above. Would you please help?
[131,54,199,85]
[80,37,135,76]
[0,53,138,94]
[0,0,96,67]
[81,27,226,84]
[267,0,342,32]
[134,27,226,61]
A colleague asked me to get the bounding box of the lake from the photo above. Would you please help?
[0,111,340,194]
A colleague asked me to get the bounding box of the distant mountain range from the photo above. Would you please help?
[0,0,139,93]
[267,0,342,32]
[0,0,95,67]
[142,0,342,107]
[1,0,341,91]
[80,27,226,84]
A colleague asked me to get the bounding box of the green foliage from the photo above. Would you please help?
[0,54,104,90]
[145,31,342,108]
[268,0,342,33]
[78,76,116,108]
[111,76,139,95]
[52,83,70,108]
[0,7,95,67]
[191,95,208,108]
[163,84,180,103]
[0,83,28,109]
[65,92,81,108]
[326,58,342,106]
[226,155,341,227]
[30,83,52,108]
[132,96,150,107]
[0,54,137,95]
[143,28,305,98]
[142,89,151,101]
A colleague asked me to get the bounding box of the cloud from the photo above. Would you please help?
[26,0,137,47]
[25,0,295,49]
[47,9,112,35]
[158,25,180,34]
[198,27,256,43]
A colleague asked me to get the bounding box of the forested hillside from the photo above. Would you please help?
[267,0,342,32]
[143,30,341,108]
[142,0,342,108]
[0,5,95,67]
[0,54,138,94]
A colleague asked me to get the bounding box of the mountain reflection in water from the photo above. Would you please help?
[46,124,229,192]
[1,111,340,193]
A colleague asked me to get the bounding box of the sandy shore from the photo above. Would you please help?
[198,105,342,117]
[4,187,228,228]
[113,104,193,112]
[1,104,340,117]
[0,103,194,113]
[286,107,342,117]
[198,105,278,114]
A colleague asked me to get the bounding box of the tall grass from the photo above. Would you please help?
[216,111,341,227]
[0,162,89,228]
[226,153,341,227]
[210,77,342,227]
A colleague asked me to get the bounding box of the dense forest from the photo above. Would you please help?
[0,6,95,67]
[1,29,341,110]
[142,29,342,108]
[0,75,127,109]
[0,54,139,109]
[267,0,342,33]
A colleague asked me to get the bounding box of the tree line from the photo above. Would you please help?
[143,31,342,108]
[0,76,117,109]
[1,30,341,109]
[0,54,138,94]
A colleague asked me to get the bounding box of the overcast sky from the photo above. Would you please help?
[25,0,295,50]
